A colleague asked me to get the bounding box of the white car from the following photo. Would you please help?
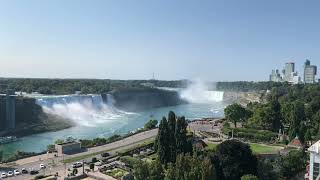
[95,161,102,166]
[40,164,46,169]
[72,162,83,168]
[7,171,13,177]
[1,172,6,178]
[14,169,20,175]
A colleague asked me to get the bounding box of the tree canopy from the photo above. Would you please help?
[215,140,258,180]
[224,103,247,128]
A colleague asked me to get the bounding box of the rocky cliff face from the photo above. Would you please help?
[107,88,187,112]
[223,91,262,106]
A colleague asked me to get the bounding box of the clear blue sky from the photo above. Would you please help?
[0,0,319,81]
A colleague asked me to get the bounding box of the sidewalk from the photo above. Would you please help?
[87,171,117,180]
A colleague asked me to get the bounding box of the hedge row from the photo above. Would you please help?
[223,127,278,142]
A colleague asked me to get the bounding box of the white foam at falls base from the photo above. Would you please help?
[179,80,224,104]
[36,94,132,127]
[180,90,224,104]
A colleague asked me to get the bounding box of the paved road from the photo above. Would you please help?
[0,128,158,180]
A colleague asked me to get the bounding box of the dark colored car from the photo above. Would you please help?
[101,152,110,157]
[30,170,39,175]
[21,168,28,174]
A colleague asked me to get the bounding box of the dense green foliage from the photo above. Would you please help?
[165,154,216,180]
[224,103,248,128]
[144,119,158,130]
[0,78,187,94]
[120,156,141,168]
[240,174,259,180]
[222,126,278,142]
[278,150,307,179]
[134,159,164,180]
[155,112,192,164]
[215,140,258,180]
[4,151,40,163]
[257,159,279,180]
[216,81,288,92]
[134,154,217,180]
[225,83,320,143]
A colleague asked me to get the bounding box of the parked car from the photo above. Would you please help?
[14,169,20,175]
[7,171,13,177]
[21,168,28,174]
[30,170,39,175]
[1,172,7,178]
[72,162,83,168]
[95,161,103,166]
[101,152,110,157]
[40,164,46,169]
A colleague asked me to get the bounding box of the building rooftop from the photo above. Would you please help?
[288,136,303,149]
[308,140,320,154]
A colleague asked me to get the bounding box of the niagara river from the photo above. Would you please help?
[0,89,227,158]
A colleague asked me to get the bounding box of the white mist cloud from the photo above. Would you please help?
[179,79,224,104]
[38,95,131,127]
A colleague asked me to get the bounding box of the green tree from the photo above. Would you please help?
[89,163,95,171]
[202,156,217,180]
[175,116,188,155]
[268,99,282,132]
[149,159,164,180]
[289,101,306,142]
[164,163,176,180]
[0,151,2,162]
[257,159,279,180]
[240,174,259,180]
[174,154,202,180]
[215,140,257,180]
[167,111,176,163]
[280,150,306,179]
[54,139,64,144]
[157,117,170,164]
[133,161,150,180]
[144,119,158,130]
[314,112,320,138]
[280,102,294,125]
[247,105,274,130]
[224,103,247,128]
[47,144,55,152]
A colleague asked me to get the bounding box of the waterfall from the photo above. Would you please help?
[35,94,128,127]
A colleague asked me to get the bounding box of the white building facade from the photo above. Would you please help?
[308,140,320,180]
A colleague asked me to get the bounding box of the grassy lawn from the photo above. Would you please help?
[250,143,279,154]
[205,142,280,154]
[204,143,218,151]
[105,168,128,179]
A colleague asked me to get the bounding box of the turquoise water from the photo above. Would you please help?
[0,102,226,158]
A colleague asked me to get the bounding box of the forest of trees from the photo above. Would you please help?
[134,111,307,180]
[224,83,320,143]
[215,81,289,92]
[0,78,188,95]
[133,111,263,180]
[0,78,295,95]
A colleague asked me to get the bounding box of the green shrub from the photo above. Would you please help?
[120,156,141,168]
[223,127,278,142]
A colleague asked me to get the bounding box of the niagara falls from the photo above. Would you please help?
[0,81,227,156]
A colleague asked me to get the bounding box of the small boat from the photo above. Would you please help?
[0,136,17,144]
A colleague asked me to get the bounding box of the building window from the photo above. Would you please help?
[314,163,320,179]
